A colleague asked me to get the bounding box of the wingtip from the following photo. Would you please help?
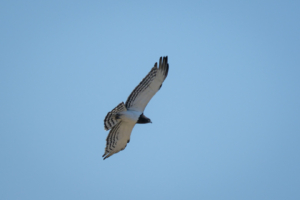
[159,57,162,68]
[165,63,169,77]
[159,56,169,78]
[102,153,109,160]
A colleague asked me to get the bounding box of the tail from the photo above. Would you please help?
[104,102,127,131]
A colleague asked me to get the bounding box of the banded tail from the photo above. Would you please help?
[104,102,127,131]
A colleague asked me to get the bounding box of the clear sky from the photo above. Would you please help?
[1,1,300,199]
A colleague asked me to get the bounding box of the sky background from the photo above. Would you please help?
[1,1,300,199]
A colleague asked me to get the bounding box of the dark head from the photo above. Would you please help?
[136,113,152,124]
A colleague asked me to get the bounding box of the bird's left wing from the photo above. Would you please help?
[102,121,135,160]
[125,56,169,112]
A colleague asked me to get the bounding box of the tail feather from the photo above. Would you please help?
[104,102,127,130]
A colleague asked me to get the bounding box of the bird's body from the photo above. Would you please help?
[102,56,169,160]
[118,110,142,123]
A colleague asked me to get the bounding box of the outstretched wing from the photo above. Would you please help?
[102,121,135,160]
[125,56,169,112]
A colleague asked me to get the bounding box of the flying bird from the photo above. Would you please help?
[103,56,169,160]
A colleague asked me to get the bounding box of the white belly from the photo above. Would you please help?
[119,110,142,123]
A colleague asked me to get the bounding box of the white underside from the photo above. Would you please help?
[119,110,142,124]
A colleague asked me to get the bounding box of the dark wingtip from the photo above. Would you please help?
[103,155,109,160]
[159,57,162,68]
[165,63,169,77]
[161,56,169,78]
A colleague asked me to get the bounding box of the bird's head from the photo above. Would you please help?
[137,113,152,124]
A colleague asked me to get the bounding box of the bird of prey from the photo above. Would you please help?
[102,56,169,160]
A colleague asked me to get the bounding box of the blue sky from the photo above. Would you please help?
[1,1,300,199]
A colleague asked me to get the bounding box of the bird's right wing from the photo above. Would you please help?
[102,121,135,160]
[125,56,169,112]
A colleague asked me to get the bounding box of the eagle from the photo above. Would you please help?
[102,56,169,160]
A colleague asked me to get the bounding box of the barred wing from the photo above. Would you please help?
[104,102,127,131]
[125,56,169,112]
[102,121,135,160]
